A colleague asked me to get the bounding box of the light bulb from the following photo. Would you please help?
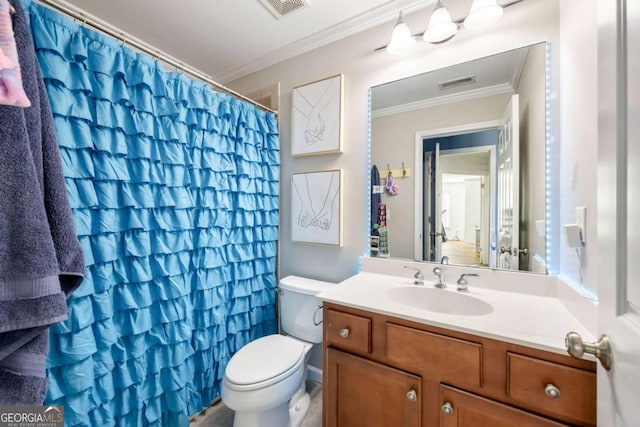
[464,0,503,29]
[423,1,458,44]
[386,12,416,55]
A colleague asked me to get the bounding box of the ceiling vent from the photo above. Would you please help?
[258,0,310,19]
[438,75,476,90]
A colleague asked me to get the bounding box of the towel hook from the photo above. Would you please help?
[387,163,391,174]
[402,162,406,177]
[9,5,16,14]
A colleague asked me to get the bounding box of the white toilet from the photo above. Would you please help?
[221,275,334,427]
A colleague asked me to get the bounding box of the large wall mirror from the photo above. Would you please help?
[369,42,547,274]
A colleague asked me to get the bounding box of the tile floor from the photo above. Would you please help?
[190,381,322,427]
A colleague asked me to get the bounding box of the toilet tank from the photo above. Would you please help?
[278,275,335,344]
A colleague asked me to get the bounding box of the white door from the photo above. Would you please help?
[434,143,443,262]
[595,0,640,424]
[423,152,433,261]
[497,95,520,270]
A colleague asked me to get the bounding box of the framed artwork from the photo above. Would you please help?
[291,170,343,246]
[291,74,343,157]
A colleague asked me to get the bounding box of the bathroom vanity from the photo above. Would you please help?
[319,269,596,426]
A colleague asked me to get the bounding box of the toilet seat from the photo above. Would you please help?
[224,335,305,391]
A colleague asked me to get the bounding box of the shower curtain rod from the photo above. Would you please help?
[32,0,277,115]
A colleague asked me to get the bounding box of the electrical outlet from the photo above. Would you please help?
[576,207,586,244]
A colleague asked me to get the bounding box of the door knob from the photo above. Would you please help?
[406,389,417,402]
[565,331,612,370]
[500,246,528,255]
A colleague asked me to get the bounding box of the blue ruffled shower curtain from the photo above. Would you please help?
[21,1,279,425]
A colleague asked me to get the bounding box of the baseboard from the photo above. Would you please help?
[307,365,322,384]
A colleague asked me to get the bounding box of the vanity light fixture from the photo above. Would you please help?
[464,0,504,29]
[386,11,417,55]
[423,0,458,44]
[380,0,523,54]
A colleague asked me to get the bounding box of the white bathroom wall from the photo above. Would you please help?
[558,0,598,296]
[464,178,482,244]
[443,181,466,241]
[228,0,561,284]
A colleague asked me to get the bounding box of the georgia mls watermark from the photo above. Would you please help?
[0,406,64,427]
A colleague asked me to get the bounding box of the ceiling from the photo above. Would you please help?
[60,0,435,83]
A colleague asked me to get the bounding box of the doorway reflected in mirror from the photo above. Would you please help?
[370,42,547,273]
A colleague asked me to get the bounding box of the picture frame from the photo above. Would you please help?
[291,170,343,246]
[291,74,343,157]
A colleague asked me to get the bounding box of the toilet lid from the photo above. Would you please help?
[225,335,305,386]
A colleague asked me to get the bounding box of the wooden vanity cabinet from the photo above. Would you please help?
[326,348,421,427]
[323,303,596,427]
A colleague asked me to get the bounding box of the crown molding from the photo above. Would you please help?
[215,0,434,83]
[371,83,515,119]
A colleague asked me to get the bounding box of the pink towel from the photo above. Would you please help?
[0,0,30,107]
[385,171,399,195]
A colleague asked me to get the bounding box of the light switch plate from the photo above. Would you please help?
[576,206,586,244]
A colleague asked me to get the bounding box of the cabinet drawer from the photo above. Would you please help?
[386,323,482,388]
[507,353,596,426]
[440,385,567,427]
[326,309,371,354]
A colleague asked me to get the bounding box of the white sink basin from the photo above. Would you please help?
[386,286,494,316]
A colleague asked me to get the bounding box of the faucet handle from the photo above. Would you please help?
[456,273,478,292]
[404,265,423,278]
[433,267,446,288]
[404,266,424,285]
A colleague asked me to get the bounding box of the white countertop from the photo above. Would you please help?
[317,271,596,357]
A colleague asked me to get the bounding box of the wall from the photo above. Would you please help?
[443,180,466,240]
[464,178,482,244]
[229,0,561,284]
[557,0,598,296]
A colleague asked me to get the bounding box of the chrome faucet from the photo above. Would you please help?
[440,256,450,265]
[433,267,446,288]
[456,273,478,292]
[404,266,424,285]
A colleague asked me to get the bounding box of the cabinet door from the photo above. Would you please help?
[326,348,421,427]
[440,385,567,427]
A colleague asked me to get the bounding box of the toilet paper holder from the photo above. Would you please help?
[313,304,324,326]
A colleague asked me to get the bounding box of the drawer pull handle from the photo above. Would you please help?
[339,328,350,338]
[441,402,454,416]
[406,389,417,402]
[544,384,561,399]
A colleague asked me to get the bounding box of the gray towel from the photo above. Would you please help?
[0,0,84,404]
[0,331,48,405]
